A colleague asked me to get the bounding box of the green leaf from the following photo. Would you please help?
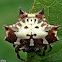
[27,0,62,62]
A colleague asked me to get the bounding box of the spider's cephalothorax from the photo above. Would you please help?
[4,8,60,61]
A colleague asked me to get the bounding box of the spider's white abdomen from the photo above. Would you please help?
[4,8,60,45]
[14,20,48,40]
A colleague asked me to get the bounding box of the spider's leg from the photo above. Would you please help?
[36,45,47,56]
[36,52,42,56]
[48,44,52,52]
[15,45,27,61]
[42,45,47,56]
[35,47,42,56]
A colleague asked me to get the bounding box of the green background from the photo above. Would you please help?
[0,0,33,62]
[0,0,62,62]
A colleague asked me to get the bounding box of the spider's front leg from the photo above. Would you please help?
[13,38,27,62]
[14,45,27,61]
[48,43,52,52]
[42,44,47,56]
[35,45,47,56]
[14,45,25,61]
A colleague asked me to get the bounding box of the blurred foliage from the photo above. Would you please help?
[27,0,62,62]
[0,0,33,62]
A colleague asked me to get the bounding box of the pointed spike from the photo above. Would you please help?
[39,8,44,15]
[19,8,24,14]
[54,26,60,30]
[3,25,9,30]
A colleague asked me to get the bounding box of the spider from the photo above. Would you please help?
[4,8,60,61]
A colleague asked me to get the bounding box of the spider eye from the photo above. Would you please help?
[24,26,28,29]
[35,26,39,28]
